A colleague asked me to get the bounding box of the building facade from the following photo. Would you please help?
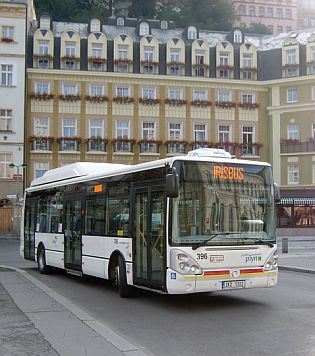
[297,0,315,30]
[232,0,298,35]
[25,15,315,232]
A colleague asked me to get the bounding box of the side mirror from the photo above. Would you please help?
[274,183,281,203]
[166,168,179,198]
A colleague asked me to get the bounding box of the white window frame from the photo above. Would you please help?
[193,90,207,101]
[142,87,156,99]
[89,119,104,138]
[142,122,156,140]
[144,47,154,61]
[217,91,231,102]
[170,48,180,62]
[220,52,229,65]
[288,163,299,184]
[117,17,124,26]
[287,49,297,65]
[287,124,299,140]
[242,125,255,143]
[218,125,231,142]
[90,19,101,32]
[35,82,50,94]
[62,118,77,137]
[38,40,49,55]
[116,120,129,139]
[34,162,49,179]
[287,88,298,103]
[168,88,182,100]
[118,44,128,59]
[1,64,13,86]
[65,42,76,57]
[2,26,14,40]
[39,16,50,29]
[34,117,49,136]
[312,123,315,139]
[139,22,150,36]
[161,20,168,30]
[0,153,12,178]
[92,43,103,58]
[116,86,129,97]
[89,84,104,96]
[169,123,182,140]
[241,93,255,103]
[194,124,206,142]
[187,26,197,40]
[243,54,253,67]
[0,109,13,131]
[62,83,78,95]
[233,30,242,43]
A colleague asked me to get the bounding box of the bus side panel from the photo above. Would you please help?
[82,256,107,279]
[35,232,64,269]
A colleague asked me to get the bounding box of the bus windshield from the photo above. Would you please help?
[170,160,276,247]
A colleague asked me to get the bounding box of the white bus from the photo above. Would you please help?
[21,149,279,297]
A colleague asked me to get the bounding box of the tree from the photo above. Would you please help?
[128,0,157,18]
[241,23,272,35]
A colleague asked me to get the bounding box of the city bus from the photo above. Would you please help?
[21,148,279,297]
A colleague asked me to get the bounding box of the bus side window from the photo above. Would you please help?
[85,197,106,236]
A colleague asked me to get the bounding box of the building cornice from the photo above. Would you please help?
[267,102,315,114]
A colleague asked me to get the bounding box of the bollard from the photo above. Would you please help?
[282,237,288,253]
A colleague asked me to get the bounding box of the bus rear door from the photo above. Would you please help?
[24,197,37,260]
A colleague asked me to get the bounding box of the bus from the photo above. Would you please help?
[21,148,279,297]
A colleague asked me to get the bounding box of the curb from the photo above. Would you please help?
[279,265,315,274]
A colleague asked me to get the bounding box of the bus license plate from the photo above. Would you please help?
[222,280,246,290]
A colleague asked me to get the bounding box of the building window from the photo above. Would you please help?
[194,124,206,142]
[169,123,182,140]
[313,164,315,184]
[170,48,181,62]
[35,162,49,179]
[92,43,103,58]
[39,15,50,29]
[116,121,129,138]
[35,82,50,94]
[2,26,14,41]
[218,125,231,142]
[0,109,12,131]
[259,7,265,17]
[38,40,49,55]
[62,83,77,95]
[287,49,297,65]
[0,153,12,178]
[142,122,155,140]
[220,52,229,66]
[241,126,255,154]
[187,26,197,40]
[277,26,283,34]
[139,22,150,36]
[62,118,77,137]
[239,5,246,15]
[243,54,253,68]
[89,84,104,97]
[144,46,154,62]
[194,49,206,76]
[118,44,128,59]
[65,42,76,57]
[285,9,292,19]
[193,90,207,101]
[142,87,156,99]
[116,86,129,97]
[90,19,101,32]
[241,93,255,103]
[169,88,182,100]
[117,17,124,26]
[38,59,49,69]
[249,6,255,16]
[34,117,49,136]
[217,90,231,102]
[267,7,273,17]
[233,30,243,43]
[287,124,299,140]
[288,164,299,184]
[161,20,168,29]
[287,88,298,103]
[276,8,283,18]
[89,119,103,138]
[1,65,13,86]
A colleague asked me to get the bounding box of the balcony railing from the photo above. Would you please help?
[239,143,261,156]
[112,139,134,153]
[166,142,186,154]
[139,142,160,153]
[86,139,107,152]
[30,137,53,151]
[58,138,80,151]
[280,139,315,154]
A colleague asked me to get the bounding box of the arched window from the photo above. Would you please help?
[117,17,124,26]
[40,15,50,29]
[139,22,150,36]
[90,19,101,32]
[187,26,197,40]
[161,20,168,30]
[234,29,243,43]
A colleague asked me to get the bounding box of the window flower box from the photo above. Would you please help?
[282,63,299,68]
[88,57,107,63]
[113,96,134,104]
[114,59,133,65]
[33,54,53,60]
[164,98,187,106]
[216,64,234,70]
[238,102,259,110]
[280,138,300,144]
[30,92,54,101]
[190,100,212,107]
[59,94,81,102]
[167,61,185,66]
[192,63,210,68]
[85,95,108,103]
[85,137,108,144]
[165,140,187,145]
[240,67,257,72]
[139,98,160,105]
[57,136,81,143]
[137,139,162,145]
[140,60,159,66]
[62,55,79,61]
[215,101,236,109]
[29,135,54,142]
[1,37,14,43]
[111,138,136,144]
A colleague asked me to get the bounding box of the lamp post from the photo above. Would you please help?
[9,163,26,203]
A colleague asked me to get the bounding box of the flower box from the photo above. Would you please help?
[165,140,187,145]
[30,92,54,101]
[282,63,299,68]
[85,137,108,143]
[62,55,79,61]
[57,136,81,143]
[29,136,54,142]
[1,37,14,43]
[190,100,212,107]
[59,94,81,102]
[137,139,162,144]
[113,96,134,104]
[167,61,185,66]
[140,60,159,66]
[240,67,257,72]
[33,54,53,60]
[215,101,236,109]
[114,59,133,64]
[139,98,160,105]
[85,95,108,103]
[216,64,234,70]
[280,139,300,144]
[164,98,187,106]
[192,63,210,68]
[88,57,107,63]
[111,138,136,144]
[238,102,259,110]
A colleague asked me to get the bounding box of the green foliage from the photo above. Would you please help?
[128,0,157,18]
[241,22,272,35]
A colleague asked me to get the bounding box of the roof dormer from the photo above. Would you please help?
[138,20,150,36]
[39,14,52,30]
[89,18,101,33]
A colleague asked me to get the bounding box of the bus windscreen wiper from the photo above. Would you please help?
[253,239,275,248]
[192,232,240,250]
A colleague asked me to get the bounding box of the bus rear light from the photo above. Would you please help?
[171,250,202,275]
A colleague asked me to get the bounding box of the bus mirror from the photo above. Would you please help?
[166,168,179,198]
[274,183,281,203]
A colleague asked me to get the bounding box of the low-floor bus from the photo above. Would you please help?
[21,148,279,297]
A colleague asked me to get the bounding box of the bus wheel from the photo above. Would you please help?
[37,246,51,274]
[115,255,133,298]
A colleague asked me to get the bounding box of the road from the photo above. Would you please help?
[2,239,315,356]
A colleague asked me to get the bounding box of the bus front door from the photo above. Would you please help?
[63,194,82,271]
[24,198,36,260]
[133,185,165,291]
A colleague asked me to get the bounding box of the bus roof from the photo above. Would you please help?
[28,153,271,192]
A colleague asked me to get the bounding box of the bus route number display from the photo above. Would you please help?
[213,165,244,180]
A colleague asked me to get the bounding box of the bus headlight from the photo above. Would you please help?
[264,249,278,271]
[170,250,202,275]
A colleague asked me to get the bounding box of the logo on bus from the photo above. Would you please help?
[210,255,224,263]
[242,253,262,263]
[171,272,177,280]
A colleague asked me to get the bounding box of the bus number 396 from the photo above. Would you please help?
[197,253,208,260]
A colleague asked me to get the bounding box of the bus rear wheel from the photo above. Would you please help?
[114,255,133,298]
[37,246,51,274]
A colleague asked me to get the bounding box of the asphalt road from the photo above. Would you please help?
[2,239,315,356]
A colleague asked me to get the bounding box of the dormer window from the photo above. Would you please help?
[161,20,168,30]
[234,29,243,43]
[117,17,124,26]
[187,26,197,40]
[90,19,101,32]
[39,15,50,29]
[139,22,150,36]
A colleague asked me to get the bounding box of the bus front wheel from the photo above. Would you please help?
[114,255,133,298]
[37,246,51,274]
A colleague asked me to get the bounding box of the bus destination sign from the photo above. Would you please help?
[213,165,244,180]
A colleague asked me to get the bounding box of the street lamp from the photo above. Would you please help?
[9,163,27,203]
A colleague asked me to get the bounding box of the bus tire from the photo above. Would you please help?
[116,255,133,298]
[37,245,51,274]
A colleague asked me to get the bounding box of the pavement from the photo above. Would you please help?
[0,234,314,356]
